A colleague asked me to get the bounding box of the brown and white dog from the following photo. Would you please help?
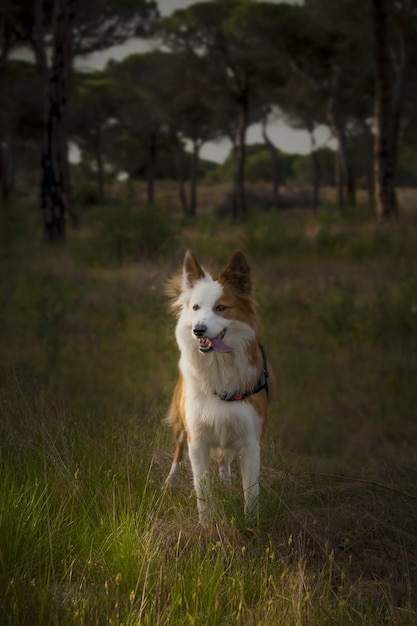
[165,250,271,523]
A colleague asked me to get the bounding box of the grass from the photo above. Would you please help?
[1,192,417,624]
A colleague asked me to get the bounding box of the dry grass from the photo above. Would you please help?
[1,189,417,624]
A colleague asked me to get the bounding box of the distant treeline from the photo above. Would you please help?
[209,144,417,190]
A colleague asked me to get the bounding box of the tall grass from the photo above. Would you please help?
[1,198,417,624]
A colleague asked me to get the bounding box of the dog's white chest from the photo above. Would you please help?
[184,384,262,453]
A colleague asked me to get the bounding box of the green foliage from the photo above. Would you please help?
[242,210,304,256]
[397,142,417,186]
[72,179,100,206]
[1,198,417,624]
[80,204,177,266]
[293,147,335,186]
[35,276,67,367]
[0,199,29,255]
[2,369,415,625]
[71,163,105,206]
[368,273,417,348]
[101,123,216,182]
[245,147,296,184]
[207,144,297,184]
[313,280,357,339]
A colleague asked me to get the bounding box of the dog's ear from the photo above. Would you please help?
[220,251,251,294]
[183,250,205,288]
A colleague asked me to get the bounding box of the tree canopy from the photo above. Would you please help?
[2,0,417,223]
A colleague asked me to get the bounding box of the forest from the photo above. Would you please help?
[1,0,417,624]
[1,0,417,231]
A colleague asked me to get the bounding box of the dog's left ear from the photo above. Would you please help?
[220,251,251,294]
[183,249,205,289]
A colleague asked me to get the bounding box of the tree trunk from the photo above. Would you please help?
[365,123,375,206]
[0,116,10,204]
[0,146,9,204]
[189,140,200,217]
[94,126,104,204]
[171,129,189,216]
[262,115,280,209]
[61,118,76,225]
[372,0,398,219]
[335,149,345,211]
[41,0,77,241]
[327,97,355,206]
[234,97,248,219]
[309,128,321,212]
[34,0,48,79]
[390,22,407,189]
[146,130,157,205]
[0,9,11,205]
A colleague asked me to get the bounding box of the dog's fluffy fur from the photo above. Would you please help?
[165,250,271,522]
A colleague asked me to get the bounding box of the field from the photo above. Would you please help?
[1,187,417,624]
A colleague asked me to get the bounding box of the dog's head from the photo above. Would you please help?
[169,250,256,354]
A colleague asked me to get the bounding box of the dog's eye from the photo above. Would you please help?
[215,304,227,312]
[192,304,200,311]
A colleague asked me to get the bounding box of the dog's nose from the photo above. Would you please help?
[193,324,207,338]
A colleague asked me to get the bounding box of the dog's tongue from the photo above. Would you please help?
[211,333,234,353]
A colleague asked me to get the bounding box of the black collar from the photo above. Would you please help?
[214,345,269,402]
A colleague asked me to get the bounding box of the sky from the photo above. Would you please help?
[76,0,335,163]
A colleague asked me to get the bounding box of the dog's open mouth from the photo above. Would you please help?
[198,330,234,353]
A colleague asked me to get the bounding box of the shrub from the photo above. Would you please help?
[241,211,305,258]
[79,204,176,266]
[0,200,29,255]
[367,274,417,348]
[314,281,358,340]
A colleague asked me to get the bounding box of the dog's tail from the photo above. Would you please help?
[165,374,188,481]
[165,373,186,438]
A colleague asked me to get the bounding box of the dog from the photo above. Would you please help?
[165,250,271,523]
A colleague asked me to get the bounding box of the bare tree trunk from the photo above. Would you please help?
[234,96,248,219]
[364,122,375,206]
[372,0,398,220]
[189,140,200,217]
[0,146,9,204]
[262,114,280,209]
[34,0,48,79]
[0,83,11,204]
[61,119,76,225]
[390,22,407,186]
[171,128,189,216]
[309,128,321,212]
[0,6,12,205]
[41,0,77,241]
[227,133,238,219]
[94,126,104,204]
[146,130,157,205]
[327,96,355,206]
[335,149,345,211]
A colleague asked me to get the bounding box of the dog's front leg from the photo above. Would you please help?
[188,439,211,523]
[240,440,260,522]
[218,454,232,487]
